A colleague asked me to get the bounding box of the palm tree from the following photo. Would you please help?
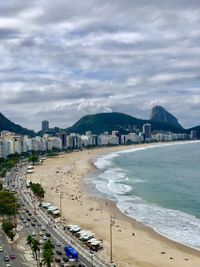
[43,240,54,250]
[32,238,40,266]
[26,235,33,253]
[42,245,54,267]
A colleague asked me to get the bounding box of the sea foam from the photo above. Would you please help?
[90,141,200,249]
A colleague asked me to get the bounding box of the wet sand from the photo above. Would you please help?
[30,144,200,267]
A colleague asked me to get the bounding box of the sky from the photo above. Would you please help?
[0,0,200,131]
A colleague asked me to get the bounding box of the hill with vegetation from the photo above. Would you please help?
[0,112,35,137]
[66,112,186,135]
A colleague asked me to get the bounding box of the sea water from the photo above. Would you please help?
[87,141,200,249]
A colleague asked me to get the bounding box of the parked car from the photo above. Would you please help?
[0,246,4,252]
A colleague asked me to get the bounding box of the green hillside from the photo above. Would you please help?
[66,112,186,135]
[0,113,35,137]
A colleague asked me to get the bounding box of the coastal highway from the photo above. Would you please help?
[0,230,27,267]
[12,165,114,267]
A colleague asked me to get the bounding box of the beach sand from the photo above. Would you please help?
[30,144,200,267]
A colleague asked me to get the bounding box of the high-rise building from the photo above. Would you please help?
[190,130,197,140]
[42,120,49,132]
[143,123,151,141]
[56,132,67,148]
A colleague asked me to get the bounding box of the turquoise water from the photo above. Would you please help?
[115,143,200,218]
[91,141,200,248]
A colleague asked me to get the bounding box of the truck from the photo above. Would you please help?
[64,246,78,260]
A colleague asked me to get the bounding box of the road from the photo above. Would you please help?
[4,164,114,267]
[0,229,28,267]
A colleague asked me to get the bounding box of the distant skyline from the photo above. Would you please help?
[0,0,200,130]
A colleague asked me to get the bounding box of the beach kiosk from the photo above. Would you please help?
[65,246,78,260]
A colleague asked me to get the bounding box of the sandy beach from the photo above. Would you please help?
[30,143,200,267]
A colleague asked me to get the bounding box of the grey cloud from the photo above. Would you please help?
[0,0,200,130]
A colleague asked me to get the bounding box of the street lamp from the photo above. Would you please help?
[90,251,94,267]
[110,215,115,264]
[59,191,63,223]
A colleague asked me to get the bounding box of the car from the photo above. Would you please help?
[56,250,62,255]
[43,235,48,240]
[0,246,4,252]
[4,255,10,261]
[6,264,11,267]
[41,226,46,231]
[55,257,61,263]
[39,239,44,245]
[31,222,36,226]
[37,222,41,226]
[46,233,51,237]
[56,241,61,246]
[25,223,29,227]
[27,217,31,221]
[32,232,36,236]
[62,256,69,262]
[10,254,16,259]
[39,231,43,236]
[60,261,66,267]
[23,219,27,223]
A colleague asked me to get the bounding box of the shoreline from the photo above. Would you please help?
[30,142,200,267]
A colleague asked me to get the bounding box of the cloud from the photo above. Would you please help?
[0,0,200,130]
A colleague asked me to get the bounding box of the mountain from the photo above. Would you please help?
[150,106,183,129]
[66,112,186,135]
[0,113,35,137]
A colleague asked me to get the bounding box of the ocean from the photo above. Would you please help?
[87,141,200,249]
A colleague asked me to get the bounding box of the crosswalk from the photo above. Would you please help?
[17,238,37,267]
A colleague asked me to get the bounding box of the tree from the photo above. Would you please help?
[2,220,13,233]
[29,182,45,199]
[0,183,2,191]
[32,238,41,266]
[0,191,18,217]
[2,220,15,240]
[26,235,34,256]
[7,230,15,241]
[29,154,39,164]
[42,240,54,267]
[43,240,54,250]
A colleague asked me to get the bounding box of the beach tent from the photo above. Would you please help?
[48,206,58,212]
[42,202,52,208]
[52,209,60,215]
